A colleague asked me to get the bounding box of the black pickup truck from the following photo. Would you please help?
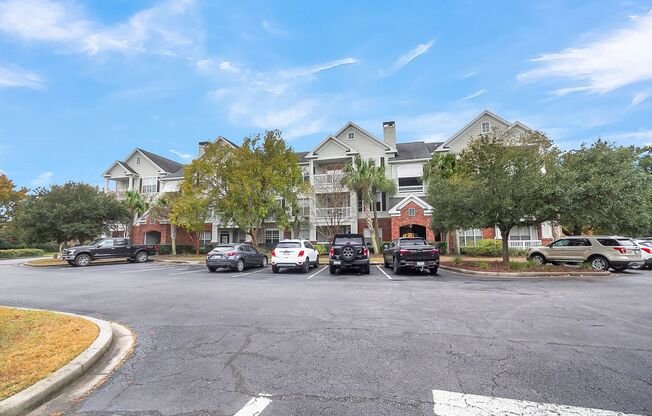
[60,237,158,266]
[383,237,439,274]
[329,233,370,274]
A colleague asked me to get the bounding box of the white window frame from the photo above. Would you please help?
[459,228,483,246]
[136,156,141,165]
[364,228,382,239]
[141,176,158,194]
[481,121,491,134]
[297,228,310,240]
[200,231,212,246]
[509,225,533,241]
[407,207,416,217]
[265,229,280,244]
[347,131,355,140]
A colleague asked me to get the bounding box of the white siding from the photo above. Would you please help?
[333,126,388,158]
[316,140,350,159]
[107,163,130,178]
[445,114,510,154]
[396,163,424,177]
[125,152,161,177]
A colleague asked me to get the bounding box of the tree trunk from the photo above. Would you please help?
[372,201,382,254]
[500,226,511,265]
[248,228,258,248]
[572,224,582,236]
[170,225,177,256]
[363,203,378,254]
[195,231,201,255]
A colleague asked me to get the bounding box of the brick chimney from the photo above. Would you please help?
[198,141,210,157]
[383,121,396,148]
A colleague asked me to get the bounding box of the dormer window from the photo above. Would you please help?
[136,156,141,165]
[481,121,491,134]
[347,131,355,140]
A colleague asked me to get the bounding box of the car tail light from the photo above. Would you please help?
[613,246,627,254]
[271,250,276,257]
[362,246,368,256]
[641,247,651,254]
[329,247,334,257]
[154,245,158,252]
[399,249,409,254]
[298,250,305,257]
[227,251,237,256]
[427,249,439,254]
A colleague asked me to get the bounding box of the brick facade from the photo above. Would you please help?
[389,201,435,241]
[356,217,392,242]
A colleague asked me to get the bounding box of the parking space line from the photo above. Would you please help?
[119,265,187,274]
[233,267,269,277]
[233,394,271,416]
[168,268,205,276]
[307,265,327,279]
[376,265,393,280]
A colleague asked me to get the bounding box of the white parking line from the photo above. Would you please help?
[119,265,186,274]
[168,268,205,276]
[307,265,327,279]
[233,395,272,416]
[431,389,644,416]
[376,265,393,280]
[233,267,269,277]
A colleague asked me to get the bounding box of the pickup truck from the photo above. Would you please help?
[383,237,439,275]
[328,233,370,274]
[61,237,158,266]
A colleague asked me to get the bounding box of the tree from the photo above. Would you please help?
[182,130,305,247]
[554,139,652,236]
[149,192,180,255]
[123,190,149,238]
[342,157,396,254]
[423,153,458,254]
[17,182,130,251]
[0,174,27,230]
[312,180,350,242]
[169,191,209,255]
[426,132,559,265]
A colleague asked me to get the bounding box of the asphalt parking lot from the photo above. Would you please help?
[1,260,651,415]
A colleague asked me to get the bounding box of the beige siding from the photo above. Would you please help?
[125,151,161,177]
[107,163,130,178]
[445,114,510,154]
[334,126,388,158]
[315,140,350,159]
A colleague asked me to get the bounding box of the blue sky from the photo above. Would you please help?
[0,0,651,188]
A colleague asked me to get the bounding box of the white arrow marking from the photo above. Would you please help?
[233,395,272,416]
[432,390,643,416]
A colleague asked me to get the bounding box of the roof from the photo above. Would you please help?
[390,141,443,161]
[137,148,184,173]
[295,151,309,163]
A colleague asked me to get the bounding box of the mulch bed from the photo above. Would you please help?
[441,261,585,273]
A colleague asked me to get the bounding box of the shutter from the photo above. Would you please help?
[382,192,387,211]
[139,178,143,192]
[157,180,160,193]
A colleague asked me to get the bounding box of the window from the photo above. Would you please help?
[297,228,310,240]
[304,241,314,249]
[568,238,592,247]
[141,177,158,194]
[509,225,532,241]
[364,228,382,240]
[481,121,491,134]
[459,228,483,246]
[334,236,364,245]
[98,239,114,248]
[136,156,141,165]
[114,238,128,246]
[551,239,571,247]
[200,231,212,246]
[408,207,416,217]
[265,229,280,243]
[150,217,156,224]
[347,131,355,140]
[298,198,310,217]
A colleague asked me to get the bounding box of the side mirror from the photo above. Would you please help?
[383,244,389,249]
[96,244,102,248]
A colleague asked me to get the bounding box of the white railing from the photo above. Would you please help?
[315,207,351,219]
[313,172,346,187]
[508,240,542,249]
[398,185,424,194]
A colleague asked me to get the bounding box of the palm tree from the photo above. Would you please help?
[149,192,179,255]
[124,190,148,239]
[342,157,395,254]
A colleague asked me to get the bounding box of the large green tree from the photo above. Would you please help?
[422,153,458,254]
[342,157,395,254]
[426,132,559,264]
[0,173,27,230]
[149,192,180,255]
[18,182,130,250]
[554,139,652,236]
[169,191,209,255]
[181,130,305,247]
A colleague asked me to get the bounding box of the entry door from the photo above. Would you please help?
[220,232,230,244]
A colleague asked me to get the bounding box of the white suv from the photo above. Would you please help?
[271,240,320,273]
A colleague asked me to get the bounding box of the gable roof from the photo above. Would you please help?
[334,121,391,150]
[295,151,309,163]
[390,141,443,161]
[102,160,137,177]
[388,194,433,216]
[437,109,512,151]
[306,135,358,158]
[136,148,184,173]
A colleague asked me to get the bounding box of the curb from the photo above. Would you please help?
[439,265,611,278]
[0,309,114,416]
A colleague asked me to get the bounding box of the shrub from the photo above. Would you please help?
[0,249,45,259]
[453,255,463,265]
[460,239,528,257]
[509,261,528,270]
[579,261,592,270]
[313,243,329,255]
[431,241,448,254]
[156,245,197,255]
[474,260,489,270]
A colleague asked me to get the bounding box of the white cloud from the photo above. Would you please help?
[261,19,288,36]
[281,58,360,77]
[632,91,651,106]
[518,10,652,95]
[608,129,652,143]
[381,40,435,76]
[31,171,53,187]
[459,89,486,102]
[0,0,200,56]
[0,64,45,90]
[169,149,192,160]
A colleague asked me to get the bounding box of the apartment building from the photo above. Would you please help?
[102,110,557,250]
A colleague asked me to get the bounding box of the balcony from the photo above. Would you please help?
[398,185,425,194]
[507,240,542,249]
[314,207,351,219]
[313,172,346,189]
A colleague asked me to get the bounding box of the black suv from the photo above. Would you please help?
[328,233,370,274]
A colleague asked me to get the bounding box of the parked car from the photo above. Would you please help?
[60,237,158,267]
[527,236,644,271]
[632,240,652,269]
[271,239,320,273]
[383,237,440,275]
[206,243,268,272]
[328,233,370,274]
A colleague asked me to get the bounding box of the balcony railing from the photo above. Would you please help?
[313,172,346,187]
[398,185,425,194]
[508,240,542,249]
[315,207,351,219]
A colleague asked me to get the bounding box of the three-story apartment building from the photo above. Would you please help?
[102,110,558,250]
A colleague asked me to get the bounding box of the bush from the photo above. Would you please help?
[0,241,59,252]
[474,260,489,270]
[460,239,528,257]
[430,241,448,254]
[509,261,528,270]
[453,255,463,265]
[0,249,45,259]
[156,245,197,255]
[313,243,328,255]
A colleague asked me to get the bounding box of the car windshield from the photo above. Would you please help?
[212,246,235,252]
[333,236,364,245]
[402,238,427,245]
[617,239,635,246]
[276,242,301,248]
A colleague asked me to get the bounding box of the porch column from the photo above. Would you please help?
[128,176,134,191]
[104,178,110,191]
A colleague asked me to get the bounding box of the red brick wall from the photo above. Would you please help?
[482,227,495,239]
[357,217,391,241]
[389,202,435,241]
[132,222,212,246]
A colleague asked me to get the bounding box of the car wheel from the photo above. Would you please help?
[429,267,438,275]
[384,258,389,268]
[74,254,91,267]
[302,259,309,273]
[235,259,245,272]
[135,251,149,263]
[272,265,280,273]
[529,253,546,266]
[261,256,268,267]
[363,265,370,274]
[313,255,320,268]
[329,265,337,274]
[208,266,217,272]
[392,257,401,274]
[589,256,609,271]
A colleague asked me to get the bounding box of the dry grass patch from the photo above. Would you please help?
[24,258,68,266]
[0,307,99,400]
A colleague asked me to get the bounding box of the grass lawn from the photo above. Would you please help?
[24,258,67,266]
[0,307,99,400]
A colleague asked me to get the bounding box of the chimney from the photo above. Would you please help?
[383,121,396,148]
[198,141,210,157]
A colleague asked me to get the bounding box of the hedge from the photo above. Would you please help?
[0,249,46,259]
[460,239,527,257]
[0,241,59,252]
